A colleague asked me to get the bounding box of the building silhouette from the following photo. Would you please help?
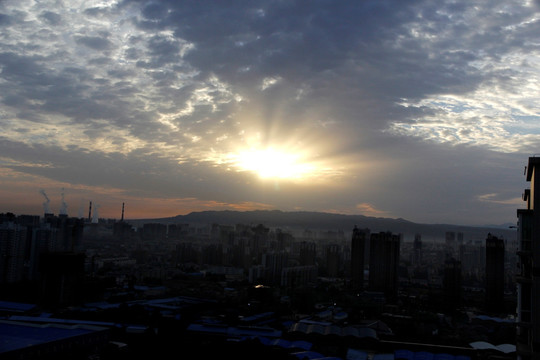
[443,257,462,312]
[262,252,288,285]
[298,241,316,266]
[141,223,167,241]
[485,233,505,313]
[351,226,369,291]
[276,228,294,252]
[0,214,85,286]
[39,251,85,309]
[281,265,317,288]
[368,231,400,300]
[516,156,540,360]
[326,243,341,278]
[0,223,27,283]
[412,233,422,266]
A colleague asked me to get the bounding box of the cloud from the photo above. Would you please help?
[477,193,523,206]
[356,203,390,218]
[75,34,113,50]
[39,11,62,26]
[0,0,538,225]
[261,76,281,91]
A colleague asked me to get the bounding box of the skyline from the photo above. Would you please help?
[1,1,539,226]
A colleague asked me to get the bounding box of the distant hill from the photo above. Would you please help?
[127,210,517,243]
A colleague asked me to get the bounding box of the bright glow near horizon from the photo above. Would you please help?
[234,147,316,180]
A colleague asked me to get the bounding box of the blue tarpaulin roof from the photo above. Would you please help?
[395,350,470,360]
[0,320,107,354]
[0,301,35,313]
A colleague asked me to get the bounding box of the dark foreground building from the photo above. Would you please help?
[517,156,540,360]
[368,231,400,300]
[0,319,109,359]
[485,233,505,313]
[351,226,369,291]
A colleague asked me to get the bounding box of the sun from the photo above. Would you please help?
[233,147,315,180]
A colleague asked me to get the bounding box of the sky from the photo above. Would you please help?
[1,0,539,226]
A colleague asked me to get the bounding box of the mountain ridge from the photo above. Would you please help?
[127,209,516,243]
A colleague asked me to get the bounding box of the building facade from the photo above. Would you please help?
[351,226,369,291]
[368,231,400,300]
[517,156,540,360]
[485,233,505,313]
[443,257,462,312]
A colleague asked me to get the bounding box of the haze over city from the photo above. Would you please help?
[1,0,540,225]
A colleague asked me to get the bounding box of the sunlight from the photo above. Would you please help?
[234,147,315,180]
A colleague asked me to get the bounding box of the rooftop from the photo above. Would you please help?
[0,319,108,355]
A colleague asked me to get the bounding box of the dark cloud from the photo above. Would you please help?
[83,7,112,17]
[0,52,53,87]
[121,0,487,141]
[134,34,184,68]
[141,2,168,20]
[39,11,62,26]
[0,13,13,26]
[75,35,113,50]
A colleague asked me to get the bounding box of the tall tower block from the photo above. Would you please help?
[485,233,505,313]
[88,201,92,222]
[368,231,400,300]
[517,156,540,360]
[351,226,369,291]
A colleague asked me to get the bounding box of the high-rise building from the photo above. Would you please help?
[141,223,167,241]
[0,223,27,283]
[281,265,318,288]
[457,232,464,247]
[0,214,85,284]
[443,231,464,257]
[413,233,423,266]
[43,214,84,252]
[485,233,505,313]
[516,156,540,360]
[443,257,462,312]
[39,251,85,309]
[262,252,288,285]
[368,231,400,300]
[351,226,369,291]
[276,229,294,252]
[326,243,341,278]
[298,241,316,266]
